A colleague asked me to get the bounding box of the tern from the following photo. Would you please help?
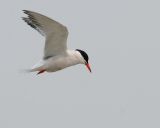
[22,10,91,74]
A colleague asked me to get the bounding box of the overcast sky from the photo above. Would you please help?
[0,0,160,128]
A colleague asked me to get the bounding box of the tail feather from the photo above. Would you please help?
[21,67,46,75]
[22,60,46,74]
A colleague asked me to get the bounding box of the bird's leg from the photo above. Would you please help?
[37,69,46,75]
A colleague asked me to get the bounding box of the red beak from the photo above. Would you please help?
[86,63,92,73]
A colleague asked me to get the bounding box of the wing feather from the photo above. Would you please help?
[22,10,68,59]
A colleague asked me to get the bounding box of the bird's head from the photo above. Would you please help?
[76,49,92,73]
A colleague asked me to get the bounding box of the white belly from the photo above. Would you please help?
[44,56,80,72]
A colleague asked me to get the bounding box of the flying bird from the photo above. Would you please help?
[22,10,91,74]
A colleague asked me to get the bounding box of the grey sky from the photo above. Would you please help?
[0,0,160,127]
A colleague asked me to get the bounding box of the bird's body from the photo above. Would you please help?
[30,50,83,73]
[22,10,91,74]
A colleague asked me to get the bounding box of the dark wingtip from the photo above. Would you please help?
[23,10,30,14]
[21,17,25,21]
[22,10,26,13]
[21,17,28,22]
[21,17,25,20]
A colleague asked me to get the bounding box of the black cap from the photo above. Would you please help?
[76,49,89,63]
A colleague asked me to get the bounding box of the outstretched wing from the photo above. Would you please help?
[22,10,68,59]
